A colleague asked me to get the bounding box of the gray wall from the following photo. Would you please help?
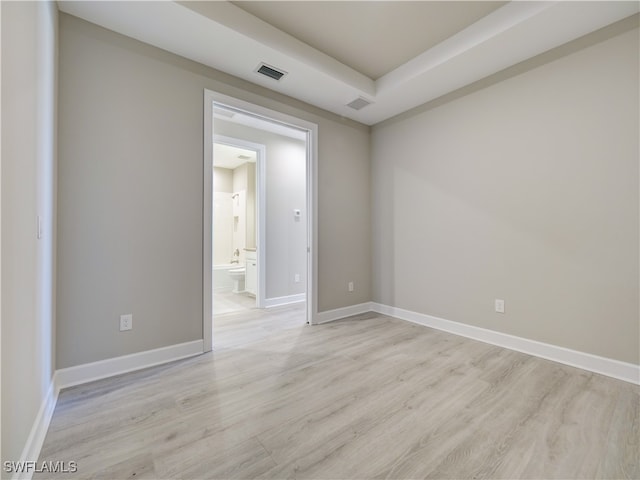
[57,13,371,368]
[214,120,307,299]
[372,27,639,364]
[1,1,57,471]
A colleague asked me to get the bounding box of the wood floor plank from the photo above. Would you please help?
[256,363,490,479]
[36,305,639,479]
[92,453,157,480]
[596,385,640,479]
[154,436,277,479]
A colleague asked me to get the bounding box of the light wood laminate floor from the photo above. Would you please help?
[37,304,639,479]
[213,290,256,316]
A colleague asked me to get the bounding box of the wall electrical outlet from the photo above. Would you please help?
[294,274,300,283]
[120,314,133,331]
[348,281,354,292]
[495,299,505,314]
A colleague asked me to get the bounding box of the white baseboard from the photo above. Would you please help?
[371,302,640,385]
[11,340,204,479]
[55,339,204,390]
[264,293,306,308]
[315,302,373,324]
[13,377,58,480]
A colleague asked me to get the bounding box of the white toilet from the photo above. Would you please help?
[228,267,246,293]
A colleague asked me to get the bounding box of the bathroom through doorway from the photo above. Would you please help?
[212,135,264,315]
[204,90,318,352]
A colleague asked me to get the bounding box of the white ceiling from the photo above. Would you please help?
[231,1,507,80]
[213,143,256,170]
[59,1,639,126]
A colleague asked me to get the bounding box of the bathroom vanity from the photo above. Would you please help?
[245,249,257,296]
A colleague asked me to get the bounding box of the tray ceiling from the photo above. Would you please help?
[59,1,639,125]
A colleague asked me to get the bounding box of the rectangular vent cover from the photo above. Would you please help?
[257,63,286,81]
[347,97,373,110]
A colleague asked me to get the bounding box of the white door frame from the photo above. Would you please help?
[203,89,319,352]
[213,134,266,309]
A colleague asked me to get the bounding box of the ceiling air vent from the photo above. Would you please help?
[347,97,373,111]
[256,63,286,81]
[237,155,252,160]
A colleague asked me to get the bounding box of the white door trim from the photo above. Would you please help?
[203,92,214,352]
[203,89,319,351]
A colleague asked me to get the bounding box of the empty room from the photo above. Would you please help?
[1,1,638,479]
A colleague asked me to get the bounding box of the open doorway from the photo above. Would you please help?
[203,90,318,352]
